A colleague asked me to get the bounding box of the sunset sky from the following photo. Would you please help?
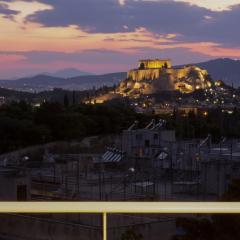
[0,0,240,78]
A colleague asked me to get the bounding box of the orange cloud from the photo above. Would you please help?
[0,0,53,23]
[175,0,240,11]
[0,54,26,63]
[0,13,177,53]
[1,0,240,69]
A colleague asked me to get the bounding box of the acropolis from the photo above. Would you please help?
[91,58,213,103]
[120,58,212,95]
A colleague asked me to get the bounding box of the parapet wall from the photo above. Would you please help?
[127,67,190,82]
[127,69,162,81]
[128,66,209,82]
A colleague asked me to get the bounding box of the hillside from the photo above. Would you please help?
[117,60,212,97]
[50,68,93,78]
[0,86,114,104]
[0,87,35,100]
[195,58,240,87]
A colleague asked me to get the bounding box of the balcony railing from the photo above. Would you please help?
[0,202,240,240]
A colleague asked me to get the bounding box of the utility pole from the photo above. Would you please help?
[217,140,222,199]
[123,175,126,200]
[99,165,102,200]
[77,158,80,197]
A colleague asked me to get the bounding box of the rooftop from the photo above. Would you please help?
[138,59,171,62]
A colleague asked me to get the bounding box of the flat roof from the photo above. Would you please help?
[139,59,171,61]
[134,182,154,187]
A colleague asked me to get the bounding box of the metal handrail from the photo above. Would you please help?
[0,202,240,240]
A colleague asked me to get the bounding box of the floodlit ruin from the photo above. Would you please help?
[118,59,212,96]
[90,58,213,104]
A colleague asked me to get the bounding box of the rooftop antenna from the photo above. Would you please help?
[145,119,155,129]
[128,120,139,131]
[221,136,226,144]
[152,119,166,130]
[199,134,211,148]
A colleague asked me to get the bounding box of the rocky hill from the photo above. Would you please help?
[91,59,213,103]
[196,58,240,87]
[117,64,212,97]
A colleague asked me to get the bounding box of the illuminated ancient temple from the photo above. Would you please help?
[92,58,213,103]
[138,59,172,69]
[121,58,212,94]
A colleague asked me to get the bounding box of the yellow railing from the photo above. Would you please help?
[1,202,240,240]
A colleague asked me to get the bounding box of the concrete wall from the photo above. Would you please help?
[201,160,232,197]
[0,169,31,201]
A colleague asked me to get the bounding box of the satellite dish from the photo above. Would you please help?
[128,167,135,173]
[22,156,29,162]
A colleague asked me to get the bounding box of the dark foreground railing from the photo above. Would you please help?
[0,202,240,240]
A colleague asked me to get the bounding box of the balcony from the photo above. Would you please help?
[0,202,240,240]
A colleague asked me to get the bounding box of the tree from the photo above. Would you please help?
[64,94,69,106]
[72,91,76,105]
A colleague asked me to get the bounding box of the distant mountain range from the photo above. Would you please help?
[0,58,240,92]
[0,72,126,92]
[43,68,93,78]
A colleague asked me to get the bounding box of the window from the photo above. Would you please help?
[17,185,27,201]
[136,134,142,140]
[145,140,150,147]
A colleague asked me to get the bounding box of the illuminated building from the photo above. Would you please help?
[138,59,172,69]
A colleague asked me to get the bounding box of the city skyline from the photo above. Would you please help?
[0,0,240,78]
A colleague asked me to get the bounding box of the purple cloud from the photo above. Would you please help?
[24,0,240,48]
[0,47,212,79]
[0,2,19,16]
